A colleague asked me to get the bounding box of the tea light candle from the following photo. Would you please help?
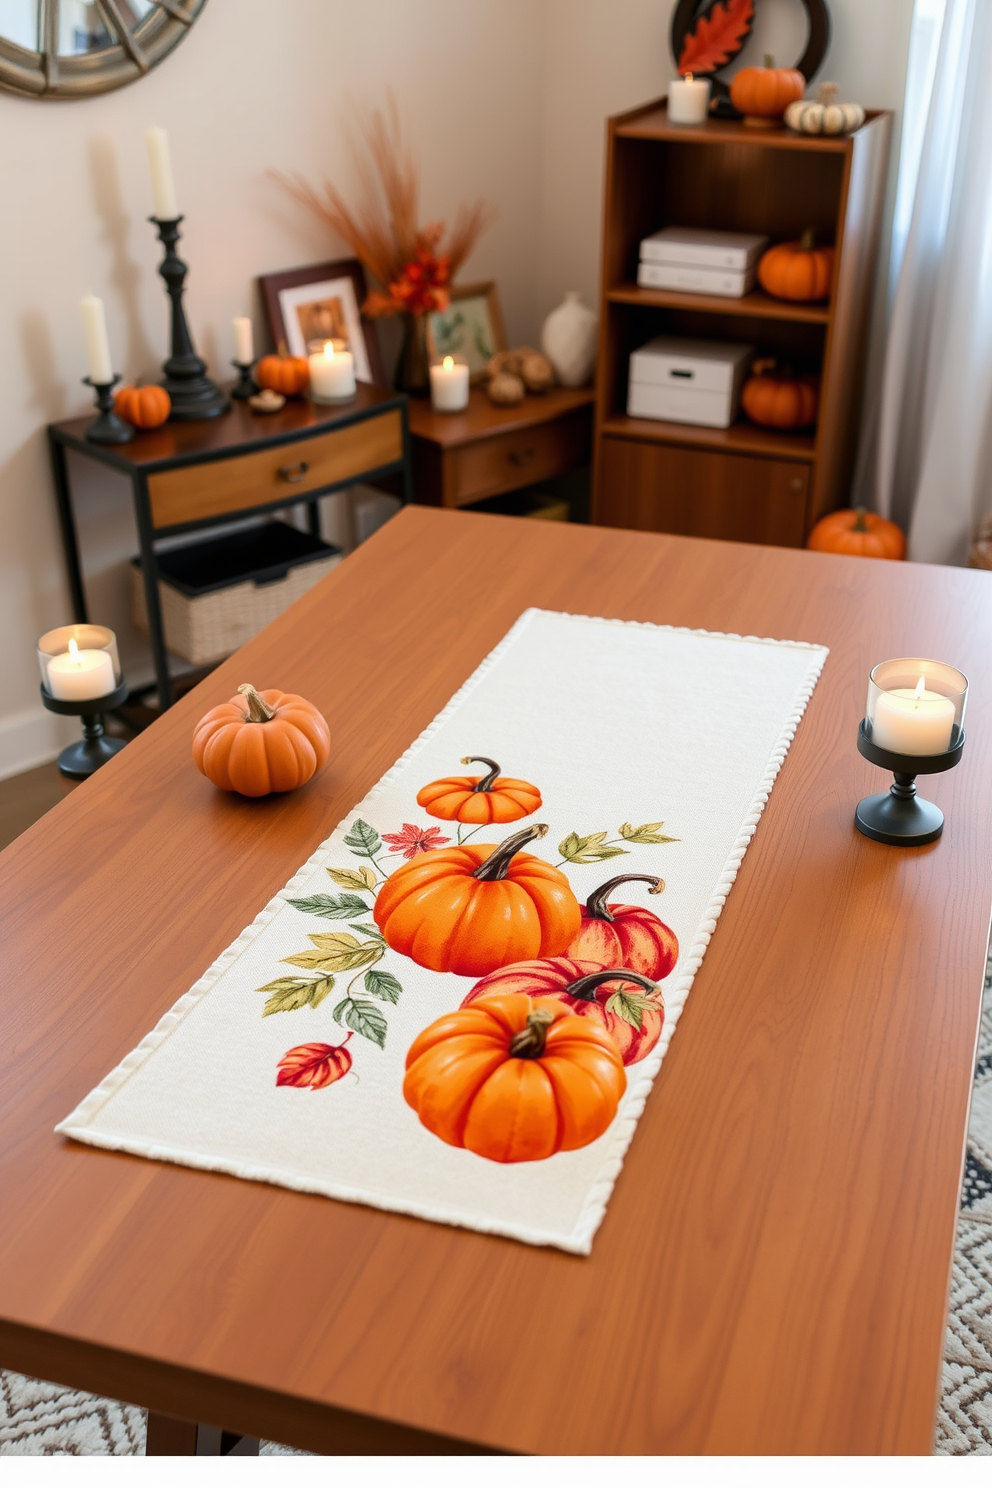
[80,293,113,386]
[46,637,115,701]
[308,340,355,402]
[233,316,253,365]
[39,624,121,694]
[668,72,712,126]
[871,677,956,756]
[429,355,470,412]
[145,125,178,220]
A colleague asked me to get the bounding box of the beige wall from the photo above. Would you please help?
[0,0,913,776]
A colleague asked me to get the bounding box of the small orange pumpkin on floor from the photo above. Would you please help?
[113,383,171,429]
[403,992,626,1162]
[729,54,805,126]
[758,231,834,303]
[192,683,330,796]
[806,508,906,560]
[416,756,542,824]
[256,354,310,396]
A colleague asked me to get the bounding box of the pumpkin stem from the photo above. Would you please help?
[237,683,276,723]
[565,969,660,1003]
[509,1007,555,1059]
[472,823,548,881]
[460,756,502,794]
[764,52,775,68]
[817,82,839,105]
[800,227,817,252]
[584,874,664,924]
[852,507,870,532]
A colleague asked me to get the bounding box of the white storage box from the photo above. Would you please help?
[627,336,754,428]
[639,226,769,270]
[637,260,757,297]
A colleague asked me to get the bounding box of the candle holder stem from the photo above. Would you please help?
[151,217,230,421]
[855,721,964,846]
[84,376,134,445]
[40,678,130,781]
[230,360,259,400]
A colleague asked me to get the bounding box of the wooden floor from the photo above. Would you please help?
[0,763,66,852]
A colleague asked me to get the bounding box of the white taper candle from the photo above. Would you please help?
[80,293,113,385]
[145,126,178,220]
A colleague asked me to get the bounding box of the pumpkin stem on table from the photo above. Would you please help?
[799,227,817,252]
[565,969,660,1003]
[472,823,548,882]
[852,507,870,532]
[237,684,277,723]
[584,874,665,923]
[460,756,502,793]
[509,1008,555,1059]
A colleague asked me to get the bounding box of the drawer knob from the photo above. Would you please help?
[509,446,536,467]
[278,460,310,484]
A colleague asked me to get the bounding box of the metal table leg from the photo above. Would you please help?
[133,475,174,710]
[48,431,89,622]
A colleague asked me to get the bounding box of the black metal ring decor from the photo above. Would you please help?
[231,360,260,400]
[670,0,831,113]
[83,375,134,446]
[854,720,965,846]
[149,216,230,421]
[41,679,130,781]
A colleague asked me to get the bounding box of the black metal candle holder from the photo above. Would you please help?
[84,375,134,445]
[855,720,965,846]
[150,216,230,421]
[230,359,259,400]
[41,678,130,781]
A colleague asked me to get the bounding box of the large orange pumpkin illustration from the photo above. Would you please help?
[464,958,665,1066]
[565,874,679,981]
[403,992,626,1162]
[416,756,542,825]
[372,823,580,977]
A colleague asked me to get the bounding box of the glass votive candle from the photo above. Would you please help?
[429,355,470,413]
[668,72,712,126]
[865,657,968,757]
[307,338,356,402]
[38,624,120,702]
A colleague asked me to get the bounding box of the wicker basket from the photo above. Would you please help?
[132,522,342,666]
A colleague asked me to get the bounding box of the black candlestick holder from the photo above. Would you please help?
[150,216,230,421]
[41,678,130,781]
[84,375,134,445]
[855,720,965,846]
[230,359,259,399]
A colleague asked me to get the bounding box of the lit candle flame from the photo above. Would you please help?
[323,341,335,358]
[68,637,80,665]
[685,72,693,82]
[443,356,454,371]
[914,676,926,702]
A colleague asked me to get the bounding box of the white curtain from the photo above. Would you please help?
[874,0,992,564]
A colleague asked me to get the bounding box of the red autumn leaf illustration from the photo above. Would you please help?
[276,1036,353,1090]
[381,823,452,859]
[678,0,754,75]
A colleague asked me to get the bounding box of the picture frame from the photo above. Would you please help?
[258,259,386,386]
[425,281,506,383]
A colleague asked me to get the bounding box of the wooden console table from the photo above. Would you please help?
[48,384,411,708]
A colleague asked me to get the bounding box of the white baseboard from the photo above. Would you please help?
[0,705,77,782]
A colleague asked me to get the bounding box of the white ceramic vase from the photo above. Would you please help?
[541,291,597,388]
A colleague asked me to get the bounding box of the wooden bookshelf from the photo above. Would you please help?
[591,100,893,546]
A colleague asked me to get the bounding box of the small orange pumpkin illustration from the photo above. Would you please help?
[416,756,542,825]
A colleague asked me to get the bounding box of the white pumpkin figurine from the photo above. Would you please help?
[541,291,597,388]
[785,82,865,137]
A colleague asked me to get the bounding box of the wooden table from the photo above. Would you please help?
[407,385,593,508]
[1,508,989,1454]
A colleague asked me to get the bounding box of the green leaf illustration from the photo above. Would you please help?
[344,819,382,859]
[283,931,382,973]
[286,893,370,920]
[327,865,377,892]
[364,968,402,1004]
[558,830,630,864]
[257,975,335,1017]
[604,989,656,1031]
[333,996,387,1049]
[349,923,386,941]
[619,821,680,845]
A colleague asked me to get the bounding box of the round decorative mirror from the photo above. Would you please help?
[0,0,207,99]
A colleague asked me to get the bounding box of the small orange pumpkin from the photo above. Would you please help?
[256,354,310,396]
[373,823,581,977]
[741,360,820,429]
[403,992,626,1162]
[806,508,906,560]
[113,383,171,429]
[416,756,542,825]
[730,54,805,125]
[192,683,330,796]
[758,231,834,302]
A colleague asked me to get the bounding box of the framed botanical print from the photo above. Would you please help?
[259,259,386,386]
[425,282,506,383]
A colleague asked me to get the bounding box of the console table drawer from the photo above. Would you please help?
[447,409,591,508]
[147,409,403,530]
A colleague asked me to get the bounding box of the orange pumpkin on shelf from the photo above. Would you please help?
[463,958,665,1067]
[758,231,834,302]
[416,755,542,825]
[729,54,805,126]
[255,354,310,396]
[192,683,330,796]
[113,383,171,429]
[741,360,820,429]
[373,823,580,977]
[806,508,906,560]
[403,992,626,1163]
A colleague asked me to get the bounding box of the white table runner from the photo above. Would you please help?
[58,609,827,1254]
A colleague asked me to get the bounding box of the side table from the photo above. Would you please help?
[48,384,411,710]
[406,385,593,508]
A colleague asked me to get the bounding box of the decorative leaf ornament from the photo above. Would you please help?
[678,0,755,76]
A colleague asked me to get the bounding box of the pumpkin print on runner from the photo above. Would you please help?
[416,755,542,832]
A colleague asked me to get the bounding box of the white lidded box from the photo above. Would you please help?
[627,336,754,428]
[637,260,757,297]
[639,226,769,270]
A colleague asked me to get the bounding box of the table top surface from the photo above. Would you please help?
[2,508,989,1454]
[406,384,594,449]
[50,381,405,473]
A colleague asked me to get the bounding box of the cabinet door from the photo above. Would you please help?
[596,436,810,547]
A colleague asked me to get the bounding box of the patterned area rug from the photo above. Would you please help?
[3,977,991,1456]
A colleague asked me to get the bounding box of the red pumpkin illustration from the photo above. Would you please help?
[463,956,664,1066]
[416,756,542,825]
[565,874,679,981]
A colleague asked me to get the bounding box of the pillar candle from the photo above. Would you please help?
[47,638,115,701]
[233,316,253,364]
[429,355,470,412]
[668,73,711,126]
[871,678,956,755]
[308,341,356,401]
[145,126,178,220]
[80,293,113,385]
